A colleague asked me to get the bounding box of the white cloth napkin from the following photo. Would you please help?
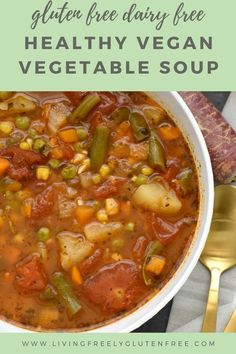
[167,93,236,333]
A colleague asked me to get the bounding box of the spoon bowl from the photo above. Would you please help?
[200,185,236,332]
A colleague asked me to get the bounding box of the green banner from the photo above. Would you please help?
[0,0,235,90]
[1,333,236,354]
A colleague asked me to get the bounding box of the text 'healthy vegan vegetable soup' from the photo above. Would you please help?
[0,91,199,330]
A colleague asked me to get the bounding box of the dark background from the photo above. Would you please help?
[134,91,230,333]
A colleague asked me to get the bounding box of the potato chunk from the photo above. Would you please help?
[57,232,93,271]
[132,183,182,215]
[84,222,123,242]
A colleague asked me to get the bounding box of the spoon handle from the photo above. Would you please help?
[224,310,236,332]
[202,267,221,332]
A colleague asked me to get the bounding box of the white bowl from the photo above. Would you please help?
[0,92,214,333]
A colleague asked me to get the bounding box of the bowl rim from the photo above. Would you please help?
[0,91,214,333]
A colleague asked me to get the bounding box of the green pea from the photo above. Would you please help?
[48,159,60,169]
[33,138,46,150]
[15,116,30,130]
[37,227,51,242]
[76,127,88,141]
[125,222,135,232]
[61,165,77,180]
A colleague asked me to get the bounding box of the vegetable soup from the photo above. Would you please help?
[0,91,199,330]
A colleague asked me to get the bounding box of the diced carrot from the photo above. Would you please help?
[116,121,132,140]
[58,128,78,143]
[75,206,95,225]
[0,158,10,178]
[49,137,58,147]
[51,147,64,159]
[158,125,180,141]
[145,255,166,276]
[71,266,83,285]
[22,202,32,218]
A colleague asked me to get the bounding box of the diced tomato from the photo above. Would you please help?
[164,162,180,183]
[83,260,144,313]
[15,255,47,291]
[91,177,126,199]
[0,147,46,181]
[58,140,74,160]
[89,112,105,133]
[97,92,117,116]
[0,147,46,166]
[150,214,179,245]
[31,187,54,219]
[79,249,102,276]
[8,166,33,181]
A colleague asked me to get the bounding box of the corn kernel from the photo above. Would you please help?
[96,209,108,222]
[141,166,154,176]
[105,198,119,215]
[0,121,14,135]
[77,158,90,174]
[26,138,33,148]
[131,176,138,182]
[71,153,85,164]
[99,164,111,177]
[92,173,102,184]
[36,166,50,180]
[111,253,123,261]
[76,198,84,206]
[19,141,30,150]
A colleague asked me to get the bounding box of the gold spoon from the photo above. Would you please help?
[224,310,236,332]
[200,185,236,332]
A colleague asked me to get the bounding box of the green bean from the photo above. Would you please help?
[89,124,110,171]
[0,92,14,100]
[177,169,192,195]
[111,107,130,124]
[129,112,150,141]
[142,240,164,286]
[69,94,101,123]
[52,272,81,317]
[149,132,166,170]
[33,138,46,151]
[76,127,88,141]
[28,128,38,139]
[39,285,57,301]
